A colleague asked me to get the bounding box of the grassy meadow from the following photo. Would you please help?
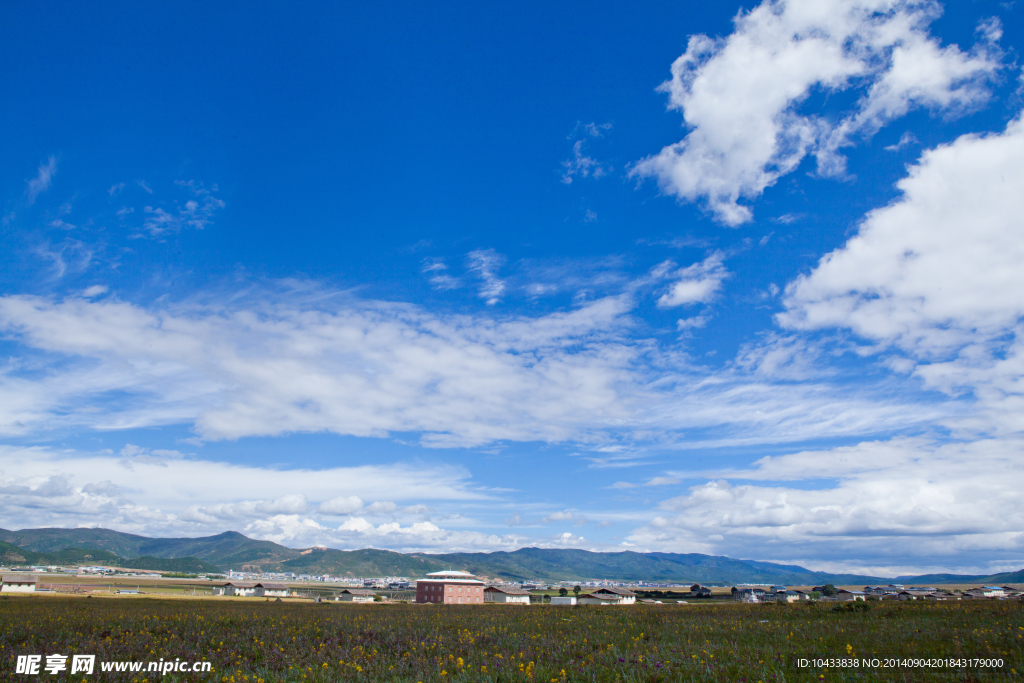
[0,596,1020,682]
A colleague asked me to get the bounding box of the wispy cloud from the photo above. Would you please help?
[26,157,57,204]
[422,258,461,290]
[467,249,506,304]
[138,181,225,237]
[560,122,612,184]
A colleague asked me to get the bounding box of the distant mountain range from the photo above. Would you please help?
[1,527,1020,585]
[0,539,219,574]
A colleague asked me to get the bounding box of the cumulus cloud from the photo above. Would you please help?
[541,510,576,524]
[631,0,1002,224]
[781,114,1024,356]
[632,436,1024,572]
[318,495,364,515]
[780,113,1024,437]
[0,444,494,547]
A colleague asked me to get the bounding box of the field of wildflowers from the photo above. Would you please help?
[0,596,1020,682]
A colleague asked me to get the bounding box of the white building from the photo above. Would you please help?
[778,590,808,603]
[255,582,290,598]
[222,581,258,597]
[550,596,576,606]
[0,575,37,593]
[484,586,531,604]
[336,589,377,603]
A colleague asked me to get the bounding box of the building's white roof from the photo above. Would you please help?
[426,570,476,578]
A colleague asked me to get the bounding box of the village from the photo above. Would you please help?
[2,568,1021,605]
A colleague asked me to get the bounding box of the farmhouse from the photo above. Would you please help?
[926,592,960,601]
[483,586,531,604]
[336,589,377,603]
[578,587,636,605]
[550,596,576,605]
[577,593,623,605]
[223,581,258,597]
[689,584,712,597]
[255,582,290,598]
[778,590,808,603]
[898,589,935,601]
[0,575,37,593]
[836,590,866,602]
[415,570,485,604]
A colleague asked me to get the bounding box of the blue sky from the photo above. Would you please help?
[2,0,1023,575]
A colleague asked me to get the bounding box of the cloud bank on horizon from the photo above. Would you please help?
[1,0,1022,576]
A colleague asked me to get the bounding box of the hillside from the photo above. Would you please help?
[0,528,299,570]
[0,539,219,573]
[2,527,1020,585]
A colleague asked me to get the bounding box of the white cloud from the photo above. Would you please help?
[363,500,398,515]
[560,122,612,184]
[631,0,1002,224]
[422,259,461,290]
[466,249,507,305]
[632,436,1024,572]
[82,285,108,299]
[0,281,953,455]
[782,114,1024,356]
[884,131,918,151]
[318,495,364,515]
[780,113,1024,439]
[0,444,493,547]
[0,290,639,447]
[26,157,57,204]
[139,181,225,237]
[541,510,576,523]
[561,142,609,184]
[676,315,708,331]
[655,252,729,307]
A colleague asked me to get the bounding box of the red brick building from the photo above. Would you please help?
[415,570,485,604]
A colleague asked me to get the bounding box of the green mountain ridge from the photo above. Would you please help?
[0,539,219,573]
[1,527,1019,586]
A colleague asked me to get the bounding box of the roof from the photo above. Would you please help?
[484,586,531,595]
[593,587,636,596]
[227,581,257,588]
[1,575,37,583]
[257,582,289,589]
[339,589,377,595]
[426,570,476,578]
[580,593,623,601]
